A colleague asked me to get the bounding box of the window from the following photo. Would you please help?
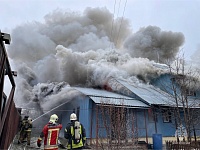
[186,89,196,96]
[162,109,172,123]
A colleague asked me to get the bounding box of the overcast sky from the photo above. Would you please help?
[0,0,200,61]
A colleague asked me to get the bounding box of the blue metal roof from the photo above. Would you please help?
[184,97,200,108]
[74,87,149,108]
[116,79,175,106]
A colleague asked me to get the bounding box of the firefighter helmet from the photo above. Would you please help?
[28,117,32,123]
[70,113,77,121]
[49,114,58,124]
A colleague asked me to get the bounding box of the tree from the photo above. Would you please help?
[94,98,138,150]
[163,56,200,142]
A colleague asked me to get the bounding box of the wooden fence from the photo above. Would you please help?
[166,141,200,150]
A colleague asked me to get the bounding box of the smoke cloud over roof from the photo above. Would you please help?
[124,26,185,63]
[7,7,185,112]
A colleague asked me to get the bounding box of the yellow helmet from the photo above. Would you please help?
[70,113,77,121]
[49,114,58,124]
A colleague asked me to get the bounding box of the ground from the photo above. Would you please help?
[9,136,67,150]
[9,131,167,150]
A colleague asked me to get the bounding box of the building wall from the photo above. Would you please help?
[56,95,90,138]
[33,88,200,142]
[88,103,178,139]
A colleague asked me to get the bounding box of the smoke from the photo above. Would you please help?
[124,26,185,63]
[7,7,184,113]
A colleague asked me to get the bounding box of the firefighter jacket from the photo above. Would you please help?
[64,121,86,149]
[18,118,32,145]
[20,118,32,132]
[38,122,62,150]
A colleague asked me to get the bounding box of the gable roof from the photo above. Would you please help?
[116,79,175,106]
[74,87,149,108]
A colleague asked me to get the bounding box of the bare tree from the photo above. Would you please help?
[94,99,139,150]
[164,56,200,142]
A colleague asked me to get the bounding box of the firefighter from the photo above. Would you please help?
[37,114,62,150]
[18,116,32,145]
[64,113,86,150]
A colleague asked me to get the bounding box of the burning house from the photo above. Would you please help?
[4,7,200,149]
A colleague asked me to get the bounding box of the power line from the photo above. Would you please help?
[109,0,117,49]
[116,0,128,47]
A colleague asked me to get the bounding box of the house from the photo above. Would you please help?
[150,73,200,138]
[0,31,21,149]
[32,74,200,147]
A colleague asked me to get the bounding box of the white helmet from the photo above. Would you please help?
[49,114,58,124]
[28,117,32,123]
[70,113,77,121]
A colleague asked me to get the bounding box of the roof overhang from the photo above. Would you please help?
[74,87,149,108]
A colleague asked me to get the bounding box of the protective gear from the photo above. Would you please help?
[28,117,32,124]
[64,121,86,149]
[37,138,42,147]
[18,116,32,145]
[74,121,81,140]
[49,114,58,124]
[38,114,62,150]
[70,113,77,121]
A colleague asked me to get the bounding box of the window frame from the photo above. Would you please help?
[162,109,172,123]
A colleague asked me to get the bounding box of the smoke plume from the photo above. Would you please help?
[124,26,185,63]
[7,7,184,113]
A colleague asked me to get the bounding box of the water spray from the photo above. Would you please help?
[32,99,71,122]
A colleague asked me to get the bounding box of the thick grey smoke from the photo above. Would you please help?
[124,26,185,63]
[7,8,183,113]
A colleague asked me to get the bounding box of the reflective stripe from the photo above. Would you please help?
[67,125,83,149]
[47,128,60,146]
[71,126,74,135]
[47,130,52,145]
[49,128,60,131]
[67,140,83,149]
[44,145,58,149]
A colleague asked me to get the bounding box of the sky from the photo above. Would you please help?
[1,0,200,112]
[0,0,200,61]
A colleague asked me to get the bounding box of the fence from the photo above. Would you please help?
[166,140,200,150]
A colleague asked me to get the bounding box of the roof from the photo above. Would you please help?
[116,79,175,106]
[183,97,200,108]
[74,87,149,108]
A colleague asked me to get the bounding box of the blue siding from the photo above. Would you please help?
[79,97,90,138]
[56,96,90,138]
[151,74,174,95]
[155,111,175,137]
[136,110,147,137]
[44,86,200,140]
